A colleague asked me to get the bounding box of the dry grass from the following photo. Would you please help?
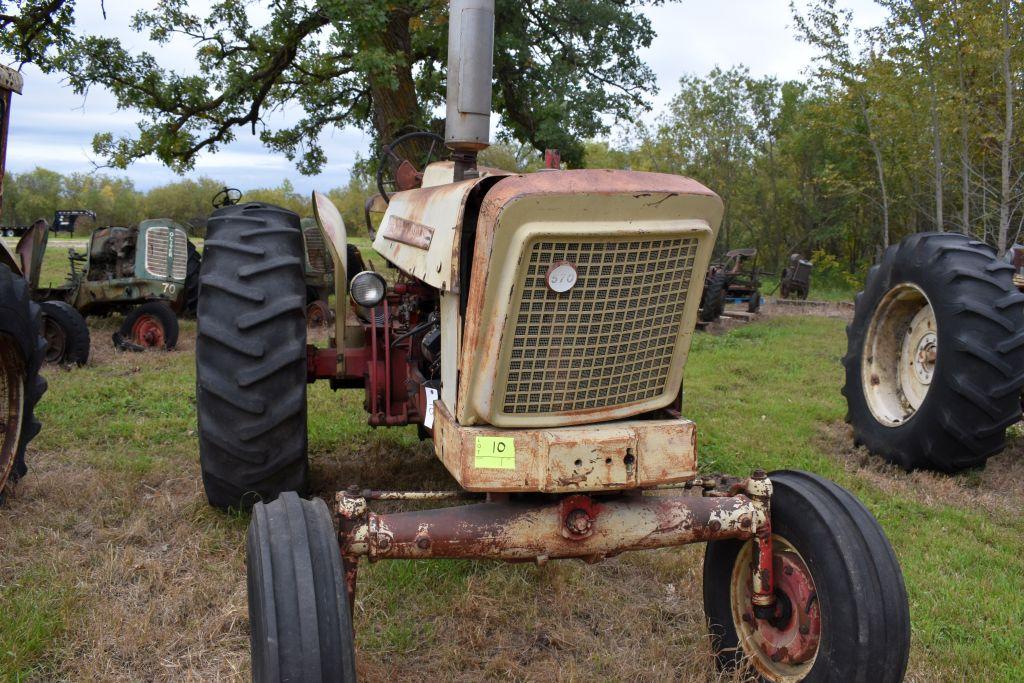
[1,314,1021,681]
[820,421,1024,518]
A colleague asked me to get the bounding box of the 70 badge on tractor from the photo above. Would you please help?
[195,3,911,680]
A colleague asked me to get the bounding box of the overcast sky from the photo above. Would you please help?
[5,1,886,195]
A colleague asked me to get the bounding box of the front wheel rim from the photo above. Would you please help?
[306,301,331,328]
[42,316,67,363]
[730,534,821,681]
[131,315,166,348]
[0,334,25,488]
[861,282,937,427]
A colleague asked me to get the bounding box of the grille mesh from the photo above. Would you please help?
[304,226,333,273]
[145,227,188,279]
[503,236,699,415]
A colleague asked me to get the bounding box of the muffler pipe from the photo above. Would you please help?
[445,0,495,180]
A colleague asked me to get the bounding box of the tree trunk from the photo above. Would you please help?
[914,7,944,231]
[998,0,1013,256]
[366,10,423,145]
[860,93,890,250]
[952,0,971,236]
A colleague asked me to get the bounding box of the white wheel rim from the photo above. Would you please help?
[861,283,937,427]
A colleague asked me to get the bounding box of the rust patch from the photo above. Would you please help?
[432,400,696,492]
[383,215,434,250]
[337,490,757,563]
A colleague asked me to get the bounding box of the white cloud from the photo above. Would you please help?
[5,1,889,193]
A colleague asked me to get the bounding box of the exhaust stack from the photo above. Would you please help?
[445,0,495,180]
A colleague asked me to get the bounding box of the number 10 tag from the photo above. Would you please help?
[474,436,516,469]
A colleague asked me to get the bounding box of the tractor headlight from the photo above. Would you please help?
[350,271,387,308]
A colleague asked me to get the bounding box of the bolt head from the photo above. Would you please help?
[565,509,592,535]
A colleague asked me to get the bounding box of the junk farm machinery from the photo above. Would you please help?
[13,209,201,360]
[0,64,46,502]
[194,3,910,681]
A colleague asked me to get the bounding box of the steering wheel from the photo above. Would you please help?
[212,187,243,209]
[376,131,450,203]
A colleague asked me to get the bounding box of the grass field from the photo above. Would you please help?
[1,305,1022,680]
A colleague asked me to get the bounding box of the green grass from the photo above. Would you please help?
[685,319,1024,679]
[1,314,1021,680]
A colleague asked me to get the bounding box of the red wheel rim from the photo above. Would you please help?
[731,534,821,680]
[131,314,166,349]
[307,301,332,328]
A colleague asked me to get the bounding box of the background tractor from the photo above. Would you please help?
[699,247,764,322]
[0,64,47,502]
[843,232,1024,471]
[16,215,200,354]
[779,252,813,299]
[195,4,910,679]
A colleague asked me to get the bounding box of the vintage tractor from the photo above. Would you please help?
[16,215,200,354]
[779,252,813,300]
[0,64,47,501]
[300,217,335,327]
[196,4,910,679]
[843,232,1024,471]
[699,247,763,323]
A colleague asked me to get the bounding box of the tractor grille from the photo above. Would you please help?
[502,236,699,415]
[145,226,188,280]
[304,226,333,273]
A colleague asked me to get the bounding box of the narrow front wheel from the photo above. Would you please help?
[247,492,357,683]
[703,470,910,682]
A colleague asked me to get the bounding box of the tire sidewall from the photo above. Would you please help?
[704,478,879,681]
[39,300,90,366]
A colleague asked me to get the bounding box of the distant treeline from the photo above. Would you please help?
[0,169,375,237]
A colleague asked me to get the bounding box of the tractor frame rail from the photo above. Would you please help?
[334,472,775,608]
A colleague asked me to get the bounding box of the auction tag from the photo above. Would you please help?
[474,436,516,469]
[423,387,439,428]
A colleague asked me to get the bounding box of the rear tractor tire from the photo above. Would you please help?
[247,492,357,683]
[0,264,47,502]
[842,232,1024,471]
[196,202,309,510]
[39,300,90,366]
[117,301,179,351]
[703,470,910,682]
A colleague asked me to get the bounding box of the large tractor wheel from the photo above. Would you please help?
[0,264,47,502]
[703,470,910,682]
[39,300,90,366]
[247,492,357,682]
[183,240,202,317]
[842,232,1024,471]
[700,272,727,323]
[196,202,309,510]
[747,290,762,313]
[118,301,179,351]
